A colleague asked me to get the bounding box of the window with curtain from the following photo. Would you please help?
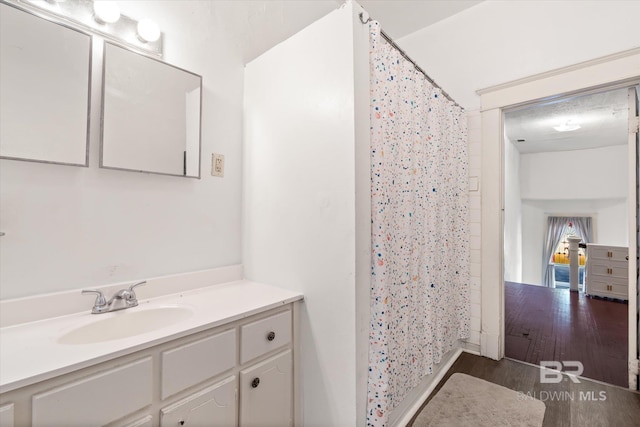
[542,216,593,288]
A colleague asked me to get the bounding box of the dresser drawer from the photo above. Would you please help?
[161,329,236,399]
[586,277,628,299]
[588,261,628,279]
[240,310,291,364]
[588,245,628,262]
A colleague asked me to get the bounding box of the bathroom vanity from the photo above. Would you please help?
[0,278,302,426]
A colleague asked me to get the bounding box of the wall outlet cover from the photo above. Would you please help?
[212,153,224,177]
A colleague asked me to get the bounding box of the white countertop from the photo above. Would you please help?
[0,280,303,394]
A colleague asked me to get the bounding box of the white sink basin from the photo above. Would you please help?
[58,306,194,345]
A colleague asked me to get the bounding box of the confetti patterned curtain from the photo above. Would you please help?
[366,22,471,427]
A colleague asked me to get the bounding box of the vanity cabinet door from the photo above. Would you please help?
[160,376,236,427]
[239,350,292,427]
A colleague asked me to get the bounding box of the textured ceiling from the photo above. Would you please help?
[505,88,629,154]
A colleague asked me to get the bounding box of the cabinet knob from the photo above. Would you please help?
[179,421,185,426]
[251,377,260,388]
[267,331,276,341]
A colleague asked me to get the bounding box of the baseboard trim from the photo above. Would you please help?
[391,347,463,427]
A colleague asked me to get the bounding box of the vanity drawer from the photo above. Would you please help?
[160,376,236,427]
[240,310,291,364]
[161,329,236,399]
[32,357,152,427]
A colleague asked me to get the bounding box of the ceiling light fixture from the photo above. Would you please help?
[22,0,163,55]
[553,121,581,132]
[93,1,120,24]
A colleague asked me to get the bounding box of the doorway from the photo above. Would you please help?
[477,48,640,390]
[502,87,631,387]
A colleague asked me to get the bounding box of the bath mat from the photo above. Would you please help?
[412,373,545,427]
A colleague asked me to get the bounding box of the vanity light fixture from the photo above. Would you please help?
[93,1,120,25]
[14,0,163,56]
[137,18,160,43]
[553,120,581,132]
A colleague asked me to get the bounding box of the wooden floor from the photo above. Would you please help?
[505,281,628,387]
[408,352,640,427]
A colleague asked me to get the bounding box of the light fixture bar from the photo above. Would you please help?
[11,0,163,56]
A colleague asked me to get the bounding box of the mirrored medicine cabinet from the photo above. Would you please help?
[100,42,202,178]
[0,2,91,166]
[0,2,203,178]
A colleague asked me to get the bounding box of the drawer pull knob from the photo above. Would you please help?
[267,331,276,341]
[179,421,185,426]
[251,377,260,388]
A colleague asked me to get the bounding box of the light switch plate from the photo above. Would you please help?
[211,153,224,177]
[469,176,479,192]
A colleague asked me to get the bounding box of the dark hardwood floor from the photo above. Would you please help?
[408,352,640,427]
[505,281,628,387]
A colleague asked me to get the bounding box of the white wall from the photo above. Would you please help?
[0,1,244,299]
[243,4,370,426]
[517,144,629,284]
[520,145,628,200]
[503,136,522,282]
[397,0,640,110]
[521,198,628,285]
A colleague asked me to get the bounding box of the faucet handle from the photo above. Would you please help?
[124,281,146,304]
[127,281,146,294]
[82,289,108,313]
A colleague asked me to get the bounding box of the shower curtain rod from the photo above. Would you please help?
[359,12,462,110]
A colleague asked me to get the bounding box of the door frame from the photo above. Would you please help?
[477,47,640,388]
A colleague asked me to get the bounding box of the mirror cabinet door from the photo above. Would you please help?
[101,42,202,178]
[0,3,91,166]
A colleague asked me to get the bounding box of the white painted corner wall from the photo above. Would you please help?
[242,3,371,426]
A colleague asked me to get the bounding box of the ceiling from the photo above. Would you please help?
[504,88,630,154]
[358,0,483,39]
[240,0,483,63]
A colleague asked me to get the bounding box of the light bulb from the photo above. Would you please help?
[137,18,160,43]
[93,1,120,24]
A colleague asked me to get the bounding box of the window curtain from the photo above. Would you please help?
[542,216,593,287]
[571,216,593,244]
[367,21,470,427]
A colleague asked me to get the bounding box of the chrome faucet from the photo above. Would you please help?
[82,281,146,314]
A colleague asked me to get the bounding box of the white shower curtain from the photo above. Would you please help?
[367,22,470,427]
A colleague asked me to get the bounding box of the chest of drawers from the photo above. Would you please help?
[585,244,629,300]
